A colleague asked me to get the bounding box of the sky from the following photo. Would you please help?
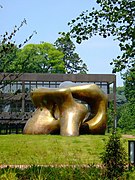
[0,0,123,86]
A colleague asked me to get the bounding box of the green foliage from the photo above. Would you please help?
[0,19,37,73]
[1,39,88,74]
[0,45,19,73]
[55,33,88,74]
[0,165,135,180]
[66,0,135,74]
[0,168,18,180]
[116,86,127,107]
[0,164,135,180]
[101,132,127,179]
[124,69,135,103]
[117,101,135,132]
[116,70,135,133]
[0,165,102,180]
[2,42,65,73]
[107,102,115,129]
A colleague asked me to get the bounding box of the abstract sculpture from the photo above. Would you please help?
[23,84,108,136]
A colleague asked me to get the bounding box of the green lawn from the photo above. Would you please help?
[0,134,133,166]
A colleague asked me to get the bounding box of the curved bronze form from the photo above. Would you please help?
[70,84,108,134]
[23,84,108,136]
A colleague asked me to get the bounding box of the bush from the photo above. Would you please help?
[101,132,128,179]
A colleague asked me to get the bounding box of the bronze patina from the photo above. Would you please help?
[23,84,108,136]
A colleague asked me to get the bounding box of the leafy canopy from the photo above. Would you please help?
[117,101,135,132]
[1,42,66,73]
[55,34,88,74]
[66,0,135,74]
[124,69,135,102]
[0,19,37,73]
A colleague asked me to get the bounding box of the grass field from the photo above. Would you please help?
[0,134,134,166]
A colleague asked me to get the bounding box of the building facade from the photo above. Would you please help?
[0,73,116,134]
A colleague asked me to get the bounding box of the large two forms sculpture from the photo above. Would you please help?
[23,83,108,136]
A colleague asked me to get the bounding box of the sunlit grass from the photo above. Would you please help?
[0,134,133,165]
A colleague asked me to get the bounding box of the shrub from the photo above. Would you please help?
[101,132,127,179]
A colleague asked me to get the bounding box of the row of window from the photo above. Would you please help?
[0,81,109,93]
[0,80,111,113]
[0,101,34,113]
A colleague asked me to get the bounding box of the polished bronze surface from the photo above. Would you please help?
[70,84,108,134]
[23,84,108,136]
[23,107,60,134]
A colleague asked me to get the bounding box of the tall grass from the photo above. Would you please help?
[0,165,135,180]
[0,165,103,180]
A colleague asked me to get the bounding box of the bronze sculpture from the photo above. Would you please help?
[23,84,108,136]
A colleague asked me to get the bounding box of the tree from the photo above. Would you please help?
[117,101,135,132]
[62,0,135,133]
[0,15,37,115]
[3,42,65,73]
[65,0,135,74]
[0,18,37,96]
[108,86,134,133]
[0,17,37,76]
[54,33,88,74]
[117,70,135,132]
[0,19,37,72]
[116,86,127,107]
[124,69,135,102]
[0,44,19,72]
[101,132,127,179]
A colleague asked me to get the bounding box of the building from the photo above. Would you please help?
[0,73,116,134]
